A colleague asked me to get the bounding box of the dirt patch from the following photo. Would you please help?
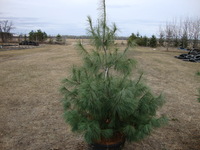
[0,44,200,150]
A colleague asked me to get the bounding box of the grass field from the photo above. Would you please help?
[0,43,200,150]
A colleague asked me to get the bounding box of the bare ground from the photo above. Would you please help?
[0,44,199,150]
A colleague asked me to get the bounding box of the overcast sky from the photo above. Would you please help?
[0,0,200,37]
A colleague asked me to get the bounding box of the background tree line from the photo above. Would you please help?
[158,17,200,50]
[29,29,47,42]
[127,32,157,48]
[2,18,199,49]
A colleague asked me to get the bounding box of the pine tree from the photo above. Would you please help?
[28,29,47,42]
[158,33,165,47]
[61,0,167,145]
[56,34,62,43]
[180,32,188,49]
[143,36,149,47]
[173,37,180,47]
[127,33,137,47]
[149,35,157,48]
[136,36,149,47]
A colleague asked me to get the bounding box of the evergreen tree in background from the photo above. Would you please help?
[29,29,47,42]
[127,33,137,47]
[127,33,149,47]
[61,0,167,145]
[173,37,180,47]
[143,36,149,47]
[180,32,188,49]
[136,36,149,47]
[56,34,62,42]
[149,35,157,48]
[158,33,165,47]
[136,32,140,38]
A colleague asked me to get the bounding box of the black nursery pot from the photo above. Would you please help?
[89,139,125,150]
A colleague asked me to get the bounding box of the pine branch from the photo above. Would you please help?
[136,73,143,85]
[77,40,89,56]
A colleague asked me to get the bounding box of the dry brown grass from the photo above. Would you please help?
[0,43,199,150]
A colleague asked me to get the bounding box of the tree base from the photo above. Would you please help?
[89,133,125,150]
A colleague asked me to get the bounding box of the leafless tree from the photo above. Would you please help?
[159,17,200,50]
[165,22,174,51]
[180,18,194,49]
[192,18,200,48]
[186,18,194,48]
[0,20,14,43]
[170,18,180,47]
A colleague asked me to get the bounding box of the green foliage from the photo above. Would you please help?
[29,29,47,42]
[61,0,167,144]
[149,35,157,48]
[137,36,149,47]
[158,33,165,47]
[56,34,62,42]
[61,70,167,143]
[127,33,137,47]
[196,71,200,76]
[127,33,149,47]
[173,37,180,47]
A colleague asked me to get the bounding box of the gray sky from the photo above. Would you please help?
[1,0,200,37]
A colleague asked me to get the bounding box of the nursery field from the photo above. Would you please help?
[0,43,199,150]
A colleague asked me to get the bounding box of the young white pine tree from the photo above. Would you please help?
[61,0,167,145]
